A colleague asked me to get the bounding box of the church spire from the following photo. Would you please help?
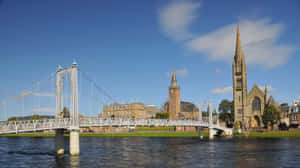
[264,85,268,105]
[235,24,245,61]
[171,69,177,87]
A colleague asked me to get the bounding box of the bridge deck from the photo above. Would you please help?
[0,118,229,135]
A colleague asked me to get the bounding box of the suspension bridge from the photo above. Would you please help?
[0,61,232,155]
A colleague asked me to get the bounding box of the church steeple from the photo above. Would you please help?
[264,85,268,105]
[171,69,177,87]
[233,24,247,125]
[234,24,245,63]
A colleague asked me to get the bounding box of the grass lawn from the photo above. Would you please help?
[233,129,300,138]
[248,130,300,138]
[136,126,175,131]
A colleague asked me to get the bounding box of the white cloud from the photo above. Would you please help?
[33,92,55,97]
[176,69,189,76]
[32,108,56,113]
[259,85,275,93]
[211,86,233,94]
[159,0,201,41]
[187,19,294,68]
[166,68,189,77]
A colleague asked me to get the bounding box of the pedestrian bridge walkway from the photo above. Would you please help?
[0,117,231,135]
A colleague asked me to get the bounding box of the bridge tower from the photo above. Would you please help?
[208,102,214,140]
[55,61,80,155]
[55,65,64,155]
[198,102,203,139]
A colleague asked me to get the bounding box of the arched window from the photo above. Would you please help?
[252,97,261,112]
[236,79,242,89]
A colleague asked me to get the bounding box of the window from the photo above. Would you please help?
[237,64,241,73]
[252,97,261,112]
[236,79,242,89]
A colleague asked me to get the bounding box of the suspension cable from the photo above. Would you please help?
[78,70,117,103]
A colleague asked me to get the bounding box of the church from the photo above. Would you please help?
[233,25,274,128]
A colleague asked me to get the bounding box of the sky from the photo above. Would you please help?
[0,0,300,118]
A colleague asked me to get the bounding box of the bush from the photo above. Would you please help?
[262,104,281,129]
[30,115,40,120]
[155,112,169,119]
[8,116,19,121]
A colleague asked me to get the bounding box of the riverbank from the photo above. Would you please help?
[234,130,300,138]
[0,132,209,137]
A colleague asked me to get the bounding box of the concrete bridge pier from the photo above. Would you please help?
[209,128,214,140]
[55,129,65,155]
[198,127,204,139]
[70,129,80,156]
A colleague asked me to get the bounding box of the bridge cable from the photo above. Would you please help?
[78,70,117,103]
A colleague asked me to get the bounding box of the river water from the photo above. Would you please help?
[0,137,300,168]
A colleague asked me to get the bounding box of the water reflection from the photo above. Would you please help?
[232,138,283,168]
[70,155,80,168]
[1,137,300,168]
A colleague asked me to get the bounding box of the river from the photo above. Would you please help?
[0,137,300,168]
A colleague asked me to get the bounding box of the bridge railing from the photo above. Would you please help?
[0,117,220,134]
[0,118,72,134]
[79,117,210,127]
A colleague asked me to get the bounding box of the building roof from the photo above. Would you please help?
[164,101,198,112]
[268,96,276,105]
[234,24,246,63]
[170,69,178,87]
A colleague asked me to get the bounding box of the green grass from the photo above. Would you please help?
[136,126,175,131]
[232,133,246,138]
[233,130,300,138]
[0,132,209,138]
[248,130,300,138]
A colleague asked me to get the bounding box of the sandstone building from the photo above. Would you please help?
[168,70,181,119]
[233,25,272,128]
[102,103,160,119]
[165,70,198,120]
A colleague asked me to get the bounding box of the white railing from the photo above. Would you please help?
[0,117,225,134]
[0,119,71,134]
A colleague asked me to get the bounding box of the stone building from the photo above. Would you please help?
[233,25,271,128]
[102,103,160,119]
[279,103,289,119]
[289,100,300,127]
[168,70,181,120]
[164,101,199,120]
[165,70,198,120]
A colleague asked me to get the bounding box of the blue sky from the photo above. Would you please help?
[0,0,299,118]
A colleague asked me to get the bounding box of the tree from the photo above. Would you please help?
[30,114,40,120]
[155,112,169,119]
[218,99,234,127]
[8,116,19,121]
[62,107,70,118]
[201,111,208,117]
[262,104,281,129]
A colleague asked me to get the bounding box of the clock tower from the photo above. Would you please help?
[169,70,180,120]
